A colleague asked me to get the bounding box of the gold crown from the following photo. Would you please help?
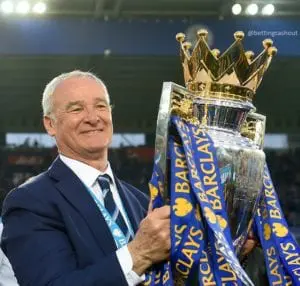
[176,30,277,102]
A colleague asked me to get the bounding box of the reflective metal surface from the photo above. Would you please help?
[193,97,265,254]
[241,112,268,286]
[207,129,265,254]
[241,112,266,150]
[154,83,265,255]
[193,97,252,132]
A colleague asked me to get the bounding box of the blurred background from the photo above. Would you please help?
[0,0,299,240]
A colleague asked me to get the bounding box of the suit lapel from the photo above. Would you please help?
[48,157,117,254]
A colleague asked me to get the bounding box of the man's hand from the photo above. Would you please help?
[241,238,257,256]
[127,205,171,276]
[241,231,259,257]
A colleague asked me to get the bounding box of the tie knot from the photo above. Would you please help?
[97,174,112,192]
[98,174,111,184]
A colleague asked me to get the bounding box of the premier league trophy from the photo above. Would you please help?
[146,30,300,286]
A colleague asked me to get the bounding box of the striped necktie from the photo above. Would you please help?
[97,174,132,243]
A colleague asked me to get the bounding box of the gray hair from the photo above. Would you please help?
[42,70,110,117]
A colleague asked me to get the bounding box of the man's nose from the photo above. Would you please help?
[84,108,99,124]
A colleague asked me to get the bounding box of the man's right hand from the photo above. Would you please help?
[127,205,171,276]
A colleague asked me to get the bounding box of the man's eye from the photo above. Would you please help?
[70,107,83,112]
[96,104,108,109]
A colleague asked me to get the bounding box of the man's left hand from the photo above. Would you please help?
[241,231,259,256]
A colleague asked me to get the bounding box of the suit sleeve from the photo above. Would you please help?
[1,188,128,286]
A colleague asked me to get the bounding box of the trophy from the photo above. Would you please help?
[151,29,278,285]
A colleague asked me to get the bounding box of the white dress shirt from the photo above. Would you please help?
[60,154,145,286]
[0,223,19,286]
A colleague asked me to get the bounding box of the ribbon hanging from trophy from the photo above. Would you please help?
[254,166,300,285]
[145,116,255,286]
[147,116,300,286]
[254,192,292,285]
[144,164,174,286]
[170,116,252,286]
[168,136,214,285]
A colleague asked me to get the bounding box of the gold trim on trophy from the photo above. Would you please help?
[241,112,266,149]
[171,93,199,125]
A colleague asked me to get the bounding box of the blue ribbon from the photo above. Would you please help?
[172,116,253,286]
[169,137,211,285]
[255,166,300,285]
[147,114,300,285]
[186,122,243,286]
[254,195,290,285]
[144,163,173,286]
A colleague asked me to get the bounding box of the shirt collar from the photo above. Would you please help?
[59,154,115,188]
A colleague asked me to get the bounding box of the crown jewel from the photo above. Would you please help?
[176,30,277,102]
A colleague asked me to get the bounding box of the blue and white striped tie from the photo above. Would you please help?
[97,174,132,243]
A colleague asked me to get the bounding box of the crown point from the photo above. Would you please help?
[211,49,221,58]
[197,29,208,38]
[268,46,277,56]
[263,39,273,49]
[183,41,192,50]
[176,33,186,43]
[234,31,245,41]
[245,51,255,60]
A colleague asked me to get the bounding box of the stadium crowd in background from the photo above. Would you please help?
[0,145,299,228]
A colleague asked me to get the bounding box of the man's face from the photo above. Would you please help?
[44,76,113,160]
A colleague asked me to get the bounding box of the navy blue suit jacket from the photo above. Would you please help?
[1,157,149,286]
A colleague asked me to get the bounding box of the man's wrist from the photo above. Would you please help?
[116,246,145,285]
[128,241,152,276]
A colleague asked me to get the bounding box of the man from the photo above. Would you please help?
[1,71,170,285]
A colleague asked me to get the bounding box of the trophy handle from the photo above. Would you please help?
[154,82,194,202]
[241,112,266,150]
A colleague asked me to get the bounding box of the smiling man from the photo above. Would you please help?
[1,71,171,286]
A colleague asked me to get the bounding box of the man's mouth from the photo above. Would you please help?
[82,129,103,134]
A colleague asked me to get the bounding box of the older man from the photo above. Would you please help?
[2,71,170,285]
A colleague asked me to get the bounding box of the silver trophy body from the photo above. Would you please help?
[154,82,265,255]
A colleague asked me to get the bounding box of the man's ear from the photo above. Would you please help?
[43,116,56,137]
